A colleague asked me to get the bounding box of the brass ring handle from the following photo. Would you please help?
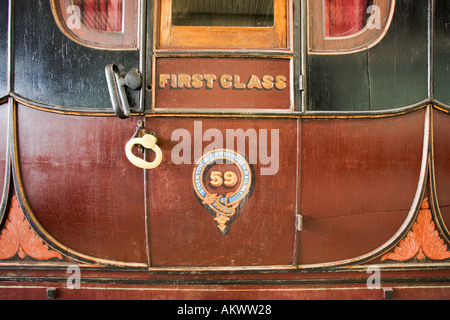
[125,134,162,169]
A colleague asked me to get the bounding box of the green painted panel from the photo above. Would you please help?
[307,0,429,112]
[434,0,450,106]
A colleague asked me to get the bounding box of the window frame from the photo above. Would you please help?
[308,0,396,55]
[51,0,139,50]
[155,0,290,50]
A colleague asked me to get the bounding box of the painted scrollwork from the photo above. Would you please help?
[382,198,450,262]
[0,196,63,261]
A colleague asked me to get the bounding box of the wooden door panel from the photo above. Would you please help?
[432,109,450,230]
[16,105,148,263]
[146,118,298,267]
[0,102,7,207]
[299,109,426,264]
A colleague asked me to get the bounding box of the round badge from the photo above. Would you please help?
[193,149,254,235]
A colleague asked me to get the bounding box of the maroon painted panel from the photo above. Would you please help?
[299,109,426,264]
[146,118,298,267]
[432,108,450,229]
[16,105,147,263]
[154,58,292,110]
[0,102,8,204]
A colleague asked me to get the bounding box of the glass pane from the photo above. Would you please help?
[172,0,274,27]
[73,0,123,32]
[324,0,374,37]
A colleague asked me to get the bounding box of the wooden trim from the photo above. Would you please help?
[157,0,289,49]
[308,0,396,55]
[10,94,430,120]
[50,0,139,50]
[0,99,11,229]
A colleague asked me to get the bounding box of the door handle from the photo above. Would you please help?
[125,134,162,169]
[105,64,141,119]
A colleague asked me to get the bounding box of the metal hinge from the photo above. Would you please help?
[299,75,304,91]
[295,213,303,231]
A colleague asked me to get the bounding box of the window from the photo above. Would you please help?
[309,0,395,54]
[51,0,138,50]
[72,0,123,32]
[171,0,274,27]
[157,0,289,49]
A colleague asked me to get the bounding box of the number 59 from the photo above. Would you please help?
[210,171,238,188]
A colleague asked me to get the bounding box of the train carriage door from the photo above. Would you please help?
[137,0,300,268]
[8,0,148,265]
[138,0,399,268]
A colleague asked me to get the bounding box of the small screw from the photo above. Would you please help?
[382,288,394,300]
[46,287,57,299]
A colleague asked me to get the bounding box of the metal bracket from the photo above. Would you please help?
[105,64,142,119]
[299,75,304,91]
[295,213,303,231]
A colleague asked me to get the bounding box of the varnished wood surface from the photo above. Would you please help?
[2,104,433,268]
[432,109,450,235]
[0,102,7,214]
[15,104,148,263]
[146,118,298,267]
[299,109,425,264]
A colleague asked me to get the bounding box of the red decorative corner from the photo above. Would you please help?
[0,196,63,261]
[382,198,450,262]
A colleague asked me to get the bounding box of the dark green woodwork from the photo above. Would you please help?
[0,0,8,98]
[12,0,139,111]
[434,0,450,107]
[1,0,447,113]
[307,0,429,112]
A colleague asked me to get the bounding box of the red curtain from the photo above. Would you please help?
[324,0,370,37]
[74,0,123,32]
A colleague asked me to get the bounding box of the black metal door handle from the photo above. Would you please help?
[105,64,142,119]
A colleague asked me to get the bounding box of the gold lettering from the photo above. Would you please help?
[247,75,262,90]
[261,75,274,90]
[178,74,192,89]
[219,75,233,89]
[191,74,204,89]
[233,75,246,90]
[159,74,170,89]
[275,75,287,90]
[170,74,178,89]
[203,74,217,89]
[158,73,287,91]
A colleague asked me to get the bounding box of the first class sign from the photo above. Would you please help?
[154,57,292,110]
[158,73,287,91]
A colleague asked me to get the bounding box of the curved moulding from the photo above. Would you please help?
[433,101,450,116]
[428,107,450,245]
[6,101,148,267]
[298,105,431,269]
[0,100,10,226]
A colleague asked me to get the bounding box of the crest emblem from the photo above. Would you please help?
[193,149,255,235]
